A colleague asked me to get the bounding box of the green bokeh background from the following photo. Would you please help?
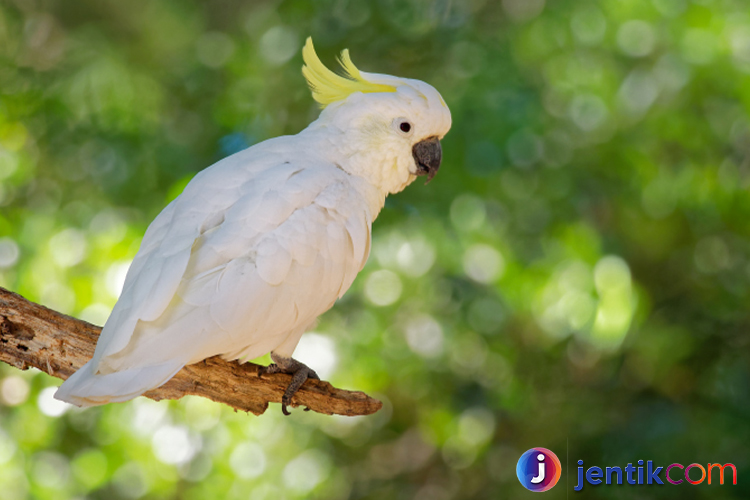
[0,0,748,499]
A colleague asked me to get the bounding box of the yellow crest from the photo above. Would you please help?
[302,37,397,107]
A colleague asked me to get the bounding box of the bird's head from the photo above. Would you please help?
[302,38,452,194]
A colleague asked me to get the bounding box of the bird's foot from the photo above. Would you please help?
[257,354,319,415]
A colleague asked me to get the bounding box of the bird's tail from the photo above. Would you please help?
[54,359,185,408]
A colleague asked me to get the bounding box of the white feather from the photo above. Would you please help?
[55,137,382,406]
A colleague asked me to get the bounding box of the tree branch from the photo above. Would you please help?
[0,287,382,417]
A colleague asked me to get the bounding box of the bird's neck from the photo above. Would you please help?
[299,123,416,199]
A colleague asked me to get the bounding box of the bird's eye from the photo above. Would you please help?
[394,118,413,135]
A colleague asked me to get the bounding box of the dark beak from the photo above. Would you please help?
[412,136,442,184]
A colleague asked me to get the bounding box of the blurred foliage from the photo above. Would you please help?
[0,0,749,499]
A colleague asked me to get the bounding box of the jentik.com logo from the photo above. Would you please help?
[516,447,738,493]
[574,459,738,491]
[516,448,562,492]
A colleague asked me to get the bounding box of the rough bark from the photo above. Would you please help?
[0,287,382,416]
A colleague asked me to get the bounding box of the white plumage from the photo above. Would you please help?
[56,38,451,408]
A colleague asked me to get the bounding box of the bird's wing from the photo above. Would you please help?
[91,146,373,373]
[89,151,252,368]
[203,176,371,333]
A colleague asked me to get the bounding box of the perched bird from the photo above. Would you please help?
[55,38,451,414]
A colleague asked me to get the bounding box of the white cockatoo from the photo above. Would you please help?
[55,38,451,414]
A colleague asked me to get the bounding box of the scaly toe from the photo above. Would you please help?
[257,363,279,378]
[266,354,320,415]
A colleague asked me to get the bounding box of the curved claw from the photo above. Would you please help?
[264,354,320,415]
[280,366,318,415]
